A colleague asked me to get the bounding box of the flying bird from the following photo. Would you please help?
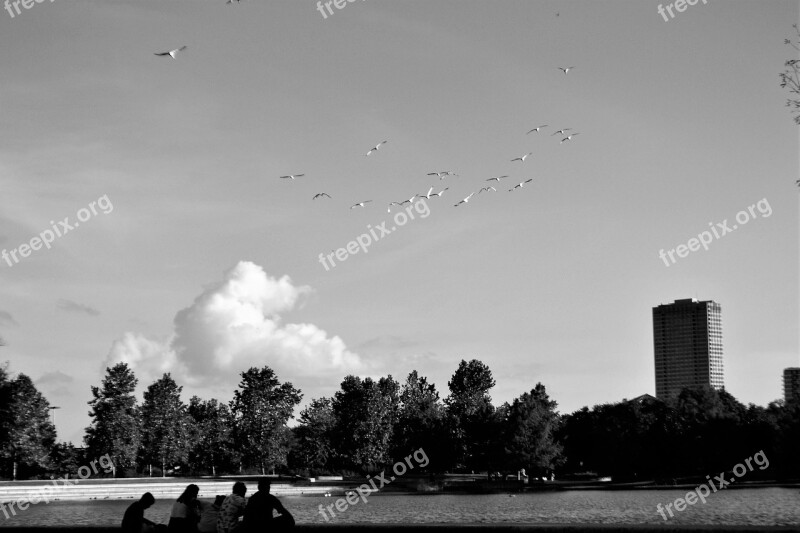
[365,141,388,156]
[399,194,418,205]
[558,66,575,74]
[154,46,188,59]
[279,174,305,180]
[560,133,581,144]
[486,175,508,182]
[312,193,331,200]
[432,187,449,197]
[551,129,572,136]
[387,201,403,212]
[511,153,532,163]
[350,201,372,209]
[418,187,435,200]
[509,178,534,191]
[478,186,496,194]
[454,193,475,207]
[427,171,457,179]
[526,125,548,134]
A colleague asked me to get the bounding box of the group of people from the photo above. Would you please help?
[122,480,294,533]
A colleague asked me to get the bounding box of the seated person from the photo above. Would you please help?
[217,482,248,533]
[169,484,201,533]
[122,493,158,533]
[243,480,294,532]
[198,496,226,533]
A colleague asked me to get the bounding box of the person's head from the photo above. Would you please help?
[141,492,155,509]
[257,479,271,493]
[232,481,247,497]
[177,484,200,504]
[213,495,226,507]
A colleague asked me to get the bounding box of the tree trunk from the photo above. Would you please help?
[162,458,166,478]
[12,460,17,481]
[212,464,216,476]
[261,461,265,476]
[149,464,152,477]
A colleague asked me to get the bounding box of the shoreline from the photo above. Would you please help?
[1,525,800,532]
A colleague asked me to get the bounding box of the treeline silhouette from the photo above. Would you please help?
[0,359,798,481]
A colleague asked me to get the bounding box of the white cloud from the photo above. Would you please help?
[103,262,363,391]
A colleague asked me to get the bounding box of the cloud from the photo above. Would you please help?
[56,299,100,317]
[0,311,18,326]
[36,371,74,386]
[103,261,364,390]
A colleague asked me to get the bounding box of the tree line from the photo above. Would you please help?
[1,358,798,481]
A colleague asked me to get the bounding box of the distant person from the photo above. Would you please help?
[243,480,294,532]
[122,492,159,533]
[169,484,201,533]
[198,496,226,533]
[217,482,248,533]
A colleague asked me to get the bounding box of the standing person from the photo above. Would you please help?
[122,492,159,533]
[217,482,248,533]
[169,484,201,533]
[243,480,294,532]
[198,496,226,533]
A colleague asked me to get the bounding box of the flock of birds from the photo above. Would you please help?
[153,39,584,214]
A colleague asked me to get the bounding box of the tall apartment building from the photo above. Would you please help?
[652,298,724,400]
[784,368,800,403]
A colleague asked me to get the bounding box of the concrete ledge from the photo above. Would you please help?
[1,525,799,532]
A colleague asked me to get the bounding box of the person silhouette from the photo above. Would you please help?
[242,480,294,532]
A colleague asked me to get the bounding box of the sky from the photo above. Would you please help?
[0,0,798,445]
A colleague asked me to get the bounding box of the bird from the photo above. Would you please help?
[399,194,418,205]
[427,171,457,179]
[560,133,581,143]
[509,178,534,191]
[551,128,572,136]
[478,186,496,194]
[312,193,331,200]
[558,66,575,74]
[526,125,548,134]
[418,187,435,200]
[365,141,388,156]
[511,153,532,163]
[350,201,372,209]
[279,174,305,180]
[486,175,508,182]
[154,46,187,59]
[454,193,475,207]
[387,201,403,213]
[432,187,449,197]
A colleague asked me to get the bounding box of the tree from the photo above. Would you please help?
[393,371,449,470]
[230,367,302,475]
[141,374,193,477]
[0,374,56,480]
[188,396,236,476]
[445,359,496,470]
[501,383,563,476]
[331,375,399,471]
[84,363,141,477]
[291,397,335,474]
[780,24,800,124]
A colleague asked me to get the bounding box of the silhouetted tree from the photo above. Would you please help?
[0,374,56,479]
[230,366,301,474]
[84,363,141,477]
[141,374,193,477]
[445,359,496,470]
[291,397,336,474]
[188,397,236,476]
[501,383,563,476]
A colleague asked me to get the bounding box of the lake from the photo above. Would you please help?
[1,489,798,527]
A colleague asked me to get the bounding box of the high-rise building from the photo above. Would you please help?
[784,368,800,403]
[652,298,724,400]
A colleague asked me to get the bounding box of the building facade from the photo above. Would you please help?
[784,368,800,403]
[652,298,724,400]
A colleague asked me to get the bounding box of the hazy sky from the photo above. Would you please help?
[1,0,798,445]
